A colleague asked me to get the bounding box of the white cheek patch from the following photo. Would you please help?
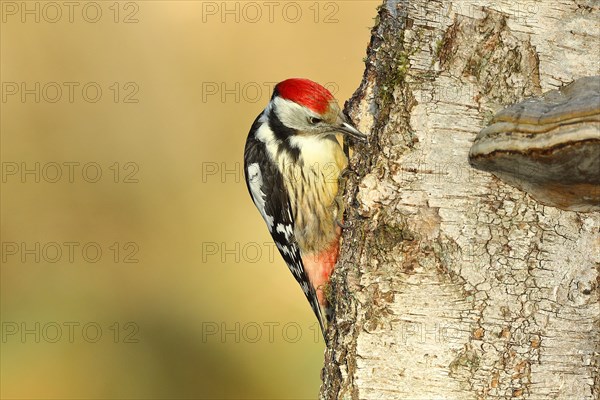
[247,163,274,230]
[273,97,317,130]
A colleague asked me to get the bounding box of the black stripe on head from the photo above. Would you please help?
[268,105,300,163]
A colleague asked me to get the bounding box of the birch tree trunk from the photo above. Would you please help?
[322,1,600,398]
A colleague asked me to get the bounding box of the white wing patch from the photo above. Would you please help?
[247,163,274,230]
[276,242,303,277]
[276,223,294,241]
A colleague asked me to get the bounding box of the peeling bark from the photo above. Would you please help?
[322,1,600,399]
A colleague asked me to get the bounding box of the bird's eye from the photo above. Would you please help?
[309,117,322,125]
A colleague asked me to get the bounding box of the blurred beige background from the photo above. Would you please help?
[0,1,378,398]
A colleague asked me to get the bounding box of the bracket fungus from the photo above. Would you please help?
[469,76,600,212]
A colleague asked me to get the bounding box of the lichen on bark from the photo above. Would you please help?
[322,1,600,399]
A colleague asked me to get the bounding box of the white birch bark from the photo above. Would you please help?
[322,1,600,399]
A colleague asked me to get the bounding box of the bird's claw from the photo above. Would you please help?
[336,219,350,229]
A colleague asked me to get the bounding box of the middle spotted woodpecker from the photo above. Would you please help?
[243,78,367,340]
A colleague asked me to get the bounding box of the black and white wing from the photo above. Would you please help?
[244,116,327,336]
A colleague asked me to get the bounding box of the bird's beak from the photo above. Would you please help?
[336,117,368,143]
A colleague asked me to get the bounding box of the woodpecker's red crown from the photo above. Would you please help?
[275,78,335,114]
